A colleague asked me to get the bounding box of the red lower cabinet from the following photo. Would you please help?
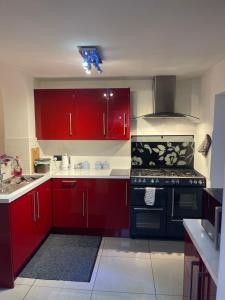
[0,180,52,288]
[10,192,37,275]
[87,179,129,229]
[52,178,130,231]
[183,231,217,300]
[53,179,87,228]
[34,180,52,247]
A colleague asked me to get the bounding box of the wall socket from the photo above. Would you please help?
[53,155,62,161]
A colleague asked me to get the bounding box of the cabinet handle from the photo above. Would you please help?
[82,192,85,217]
[103,113,106,136]
[86,191,89,228]
[214,206,222,250]
[125,181,128,206]
[62,180,77,183]
[189,261,200,300]
[32,192,36,222]
[36,191,40,219]
[69,112,72,136]
[123,113,126,136]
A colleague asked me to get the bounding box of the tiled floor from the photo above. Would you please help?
[0,238,184,300]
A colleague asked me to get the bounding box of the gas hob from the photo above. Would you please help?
[131,168,206,187]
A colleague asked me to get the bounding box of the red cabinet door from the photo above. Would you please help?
[35,180,52,247]
[183,231,201,300]
[201,262,217,300]
[10,192,36,274]
[34,89,76,140]
[106,88,130,140]
[53,179,86,228]
[87,179,129,229]
[75,89,107,139]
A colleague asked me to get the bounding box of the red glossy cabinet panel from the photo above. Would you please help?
[87,179,129,229]
[52,179,130,230]
[34,89,76,140]
[34,181,52,247]
[10,192,36,274]
[183,230,217,300]
[53,179,87,228]
[106,88,130,140]
[75,89,107,139]
[34,88,130,140]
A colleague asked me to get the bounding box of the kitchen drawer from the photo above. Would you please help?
[52,178,87,189]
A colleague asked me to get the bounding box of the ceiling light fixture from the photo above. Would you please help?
[78,46,103,75]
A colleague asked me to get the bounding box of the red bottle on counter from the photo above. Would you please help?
[13,156,22,176]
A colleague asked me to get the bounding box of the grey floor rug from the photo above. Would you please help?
[19,234,102,282]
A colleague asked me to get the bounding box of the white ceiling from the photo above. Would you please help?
[1,0,225,78]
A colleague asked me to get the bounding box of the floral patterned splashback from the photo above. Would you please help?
[131,135,194,169]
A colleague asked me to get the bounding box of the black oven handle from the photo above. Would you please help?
[133,207,164,211]
[132,187,165,190]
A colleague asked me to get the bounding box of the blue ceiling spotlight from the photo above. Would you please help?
[78,46,103,75]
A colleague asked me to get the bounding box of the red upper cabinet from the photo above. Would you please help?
[34,88,130,140]
[34,89,76,140]
[106,88,130,140]
[75,89,107,140]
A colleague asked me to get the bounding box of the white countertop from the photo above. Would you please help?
[183,219,219,285]
[0,168,130,203]
[52,168,130,179]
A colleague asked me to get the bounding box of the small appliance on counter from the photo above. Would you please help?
[130,135,206,239]
[61,154,70,170]
[34,158,51,173]
[201,188,223,250]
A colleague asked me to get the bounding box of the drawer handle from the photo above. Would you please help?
[61,180,77,184]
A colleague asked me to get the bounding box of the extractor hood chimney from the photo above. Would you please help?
[138,75,199,120]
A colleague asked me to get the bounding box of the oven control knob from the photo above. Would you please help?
[176,179,179,184]
[151,179,155,183]
[198,180,202,185]
[171,179,175,184]
[189,179,193,184]
[194,180,197,184]
[155,179,159,183]
[138,179,142,183]
[143,179,146,183]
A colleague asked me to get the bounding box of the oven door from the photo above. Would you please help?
[167,187,203,238]
[131,207,166,238]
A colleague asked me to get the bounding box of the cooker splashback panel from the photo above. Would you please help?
[131,135,194,169]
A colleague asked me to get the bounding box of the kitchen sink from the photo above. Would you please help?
[0,175,43,194]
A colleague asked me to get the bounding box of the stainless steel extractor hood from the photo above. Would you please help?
[138,75,199,120]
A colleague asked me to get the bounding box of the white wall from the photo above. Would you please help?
[0,64,35,174]
[195,58,225,186]
[35,77,199,163]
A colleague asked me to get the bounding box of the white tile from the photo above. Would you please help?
[156,296,183,300]
[102,237,150,259]
[151,259,184,296]
[92,291,156,300]
[0,285,31,300]
[34,255,101,290]
[94,256,155,294]
[24,286,91,300]
[149,240,184,260]
[15,277,35,286]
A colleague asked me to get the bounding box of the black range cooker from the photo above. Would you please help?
[130,135,206,239]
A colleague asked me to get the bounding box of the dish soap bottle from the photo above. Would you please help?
[13,155,22,176]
